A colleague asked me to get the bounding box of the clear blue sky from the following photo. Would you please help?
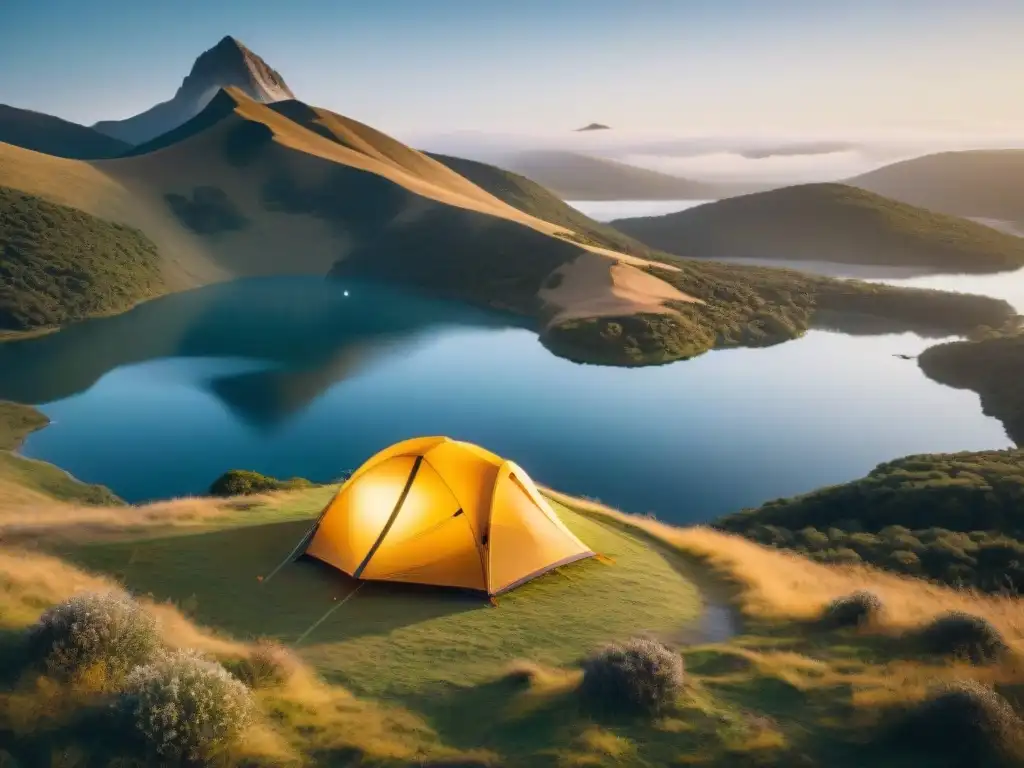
[1,0,1021,138]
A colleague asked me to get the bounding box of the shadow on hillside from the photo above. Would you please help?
[60,519,482,644]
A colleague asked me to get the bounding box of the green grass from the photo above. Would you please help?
[716,448,1024,592]
[0,400,121,505]
[614,182,1024,271]
[0,186,165,331]
[56,497,701,702]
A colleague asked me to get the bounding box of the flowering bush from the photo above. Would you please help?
[118,650,254,763]
[27,592,160,685]
[580,637,685,716]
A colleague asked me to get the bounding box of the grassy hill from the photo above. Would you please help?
[502,149,754,201]
[0,401,121,506]
[850,149,1024,224]
[716,448,1024,593]
[919,330,1024,445]
[612,183,1024,272]
[0,186,165,330]
[0,103,131,159]
[427,151,652,256]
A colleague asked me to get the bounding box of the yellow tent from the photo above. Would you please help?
[297,436,595,596]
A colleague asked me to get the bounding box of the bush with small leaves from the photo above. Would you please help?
[821,591,883,629]
[579,637,684,716]
[118,650,254,764]
[27,592,160,686]
[914,611,1008,663]
[226,640,300,689]
[885,680,1024,766]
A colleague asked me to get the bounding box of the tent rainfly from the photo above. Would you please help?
[294,436,595,596]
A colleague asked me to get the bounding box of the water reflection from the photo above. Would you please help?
[0,278,516,425]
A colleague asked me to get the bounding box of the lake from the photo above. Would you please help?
[3,271,1016,522]
[567,199,713,221]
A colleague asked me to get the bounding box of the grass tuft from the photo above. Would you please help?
[913,611,1009,664]
[579,637,685,717]
[821,591,883,629]
[225,639,301,690]
[884,680,1024,767]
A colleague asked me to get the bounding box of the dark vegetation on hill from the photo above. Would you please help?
[208,469,313,496]
[919,331,1024,446]
[0,187,164,331]
[851,149,1024,224]
[165,186,250,234]
[427,152,653,257]
[542,253,1018,365]
[0,103,131,159]
[716,448,1024,593]
[612,183,1024,271]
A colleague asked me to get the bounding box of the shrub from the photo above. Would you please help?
[27,592,160,685]
[226,640,300,689]
[821,591,882,629]
[579,637,684,716]
[885,680,1024,766]
[118,650,254,764]
[208,469,312,497]
[914,611,1008,663]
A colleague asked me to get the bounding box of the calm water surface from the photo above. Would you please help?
[567,199,712,221]
[3,272,1015,521]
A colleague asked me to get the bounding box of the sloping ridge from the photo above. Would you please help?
[503,150,759,201]
[849,149,1024,223]
[612,182,1024,272]
[0,104,131,159]
[1,87,689,333]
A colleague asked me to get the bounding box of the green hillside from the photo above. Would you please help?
[851,149,1024,224]
[716,448,1024,593]
[0,401,121,505]
[919,330,1024,445]
[0,103,131,159]
[612,183,1024,272]
[427,152,652,256]
[0,186,165,331]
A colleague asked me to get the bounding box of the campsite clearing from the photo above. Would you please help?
[53,488,703,701]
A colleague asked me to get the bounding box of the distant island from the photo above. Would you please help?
[611,183,1024,272]
[575,122,611,132]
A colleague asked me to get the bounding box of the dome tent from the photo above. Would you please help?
[294,437,595,596]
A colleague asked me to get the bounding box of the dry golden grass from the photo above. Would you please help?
[0,486,333,546]
[0,540,472,765]
[546,489,1024,647]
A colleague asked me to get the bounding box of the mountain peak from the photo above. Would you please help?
[92,36,294,145]
[575,123,611,132]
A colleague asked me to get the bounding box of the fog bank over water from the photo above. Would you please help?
[415,129,1024,187]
